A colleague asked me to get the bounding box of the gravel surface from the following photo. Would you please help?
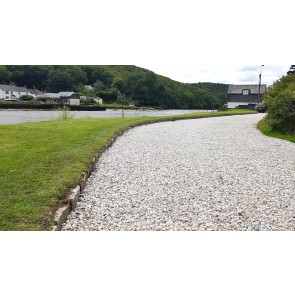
[62,114,295,231]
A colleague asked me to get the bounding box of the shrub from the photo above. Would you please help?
[218,104,228,112]
[263,74,295,120]
[81,98,95,105]
[20,94,34,101]
[58,106,75,120]
[266,88,295,120]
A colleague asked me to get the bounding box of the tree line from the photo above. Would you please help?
[0,65,228,109]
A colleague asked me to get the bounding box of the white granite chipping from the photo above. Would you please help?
[62,114,295,231]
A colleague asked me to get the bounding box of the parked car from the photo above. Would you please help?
[254,104,267,113]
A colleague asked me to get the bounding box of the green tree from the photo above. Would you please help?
[66,66,88,86]
[0,65,11,84]
[112,76,124,91]
[97,88,118,102]
[46,70,74,92]
[122,71,161,106]
[93,81,105,94]
[9,67,25,86]
[4,65,52,89]
[90,68,112,86]
[23,65,52,90]
[74,83,96,96]
[264,74,295,100]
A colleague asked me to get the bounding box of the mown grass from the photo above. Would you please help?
[257,116,295,143]
[0,109,256,230]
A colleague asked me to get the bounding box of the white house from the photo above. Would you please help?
[59,92,80,106]
[36,92,80,106]
[227,84,267,109]
[0,84,44,100]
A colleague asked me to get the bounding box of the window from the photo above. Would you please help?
[5,91,9,94]
[242,89,250,95]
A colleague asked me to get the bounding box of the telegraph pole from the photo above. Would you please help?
[257,65,264,104]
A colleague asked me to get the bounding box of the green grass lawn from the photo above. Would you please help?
[257,116,295,143]
[0,109,256,230]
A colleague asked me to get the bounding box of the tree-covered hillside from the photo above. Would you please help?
[0,65,228,109]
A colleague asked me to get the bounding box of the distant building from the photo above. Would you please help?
[227,84,267,108]
[37,92,80,105]
[0,84,44,100]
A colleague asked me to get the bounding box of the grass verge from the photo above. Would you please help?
[0,109,256,230]
[257,116,295,143]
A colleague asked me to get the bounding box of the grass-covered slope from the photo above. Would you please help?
[257,117,295,143]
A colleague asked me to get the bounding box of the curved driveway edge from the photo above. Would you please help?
[52,112,253,230]
[62,114,295,231]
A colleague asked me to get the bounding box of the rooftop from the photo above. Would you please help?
[228,84,267,94]
[0,84,44,94]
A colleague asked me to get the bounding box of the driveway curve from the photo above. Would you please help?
[62,114,295,230]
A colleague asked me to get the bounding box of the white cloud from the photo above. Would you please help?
[136,64,290,85]
[1,1,292,86]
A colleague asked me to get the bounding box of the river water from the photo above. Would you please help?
[0,109,214,124]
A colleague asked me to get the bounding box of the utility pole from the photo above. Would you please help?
[257,65,264,104]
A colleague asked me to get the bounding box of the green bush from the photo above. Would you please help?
[20,94,34,101]
[218,104,228,112]
[263,74,295,120]
[81,98,95,105]
[266,88,295,120]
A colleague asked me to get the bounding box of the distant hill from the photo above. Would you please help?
[0,65,228,109]
[188,82,229,107]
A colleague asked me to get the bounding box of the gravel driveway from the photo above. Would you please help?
[62,114,295,230]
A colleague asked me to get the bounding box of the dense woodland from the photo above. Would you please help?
[0,65,228,109]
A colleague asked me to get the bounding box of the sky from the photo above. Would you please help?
[135,64,290,86]
[2,1,293,88]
